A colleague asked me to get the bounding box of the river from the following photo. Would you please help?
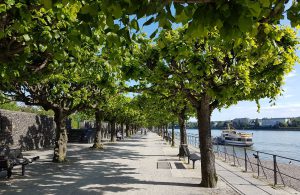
[173,128,300,162]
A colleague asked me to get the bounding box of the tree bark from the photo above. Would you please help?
[105,123,109,139]
[53,109,68,163]
[120,123,124,139]
[197,94,218,187]
[171,122,175,147]
[165,124,168,140]
[110,120,116,142]
[125,123,129,137]
[91,109,104,149]
[179,107,187,145]
[178,106,188,156]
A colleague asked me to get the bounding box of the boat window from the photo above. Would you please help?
[237,138,241,141]
[247,139,252,141]
[225,137,232,140]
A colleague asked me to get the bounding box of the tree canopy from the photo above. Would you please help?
[0,0,299,188]
[127,25,298,187]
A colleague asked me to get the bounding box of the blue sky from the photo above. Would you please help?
[137,14,300,121]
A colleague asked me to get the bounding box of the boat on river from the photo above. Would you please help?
[213,126,254,147]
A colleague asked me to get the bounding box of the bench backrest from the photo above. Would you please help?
[0,146,9,157]
[182,145,191,157]
[0,146,23,159]
[0,159,10,169]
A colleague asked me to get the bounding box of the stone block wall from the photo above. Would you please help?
[0,109,56,150]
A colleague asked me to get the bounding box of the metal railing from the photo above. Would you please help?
[169,131,300,191]
[214,144,300,189]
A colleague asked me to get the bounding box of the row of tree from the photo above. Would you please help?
[0,0,299,188]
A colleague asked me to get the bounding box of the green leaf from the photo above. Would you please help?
[111,4,122,18]
[43,0,52,9]
[131,19,139,31]
[238,15,252,32]
[0,4,6,13]
[247,2,262,17]
[5,0,15,6]
[143,17,155,26]
[259,0,270,7]
[81,4,97,16]
[150,29,158,39]
[23,34,30,41]
[39,44,48,52]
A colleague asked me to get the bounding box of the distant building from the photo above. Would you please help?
[249,118,262,127]
[232,118,250,128]
[261,118,291,127]
[211,121,230,129]
[211,121,218,128]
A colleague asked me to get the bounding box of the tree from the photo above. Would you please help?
[2,49,114,162]
[132,25,298,187]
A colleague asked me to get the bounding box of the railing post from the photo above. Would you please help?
[273,155,277,186]
[257,151,260,177]
[244,148,247,172]
[224,145,227,162]
[233,145,236,166]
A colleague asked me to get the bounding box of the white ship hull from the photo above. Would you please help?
[223,139,253,147]
[214,128,254,147]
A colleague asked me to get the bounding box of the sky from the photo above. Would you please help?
[137,12,300,122]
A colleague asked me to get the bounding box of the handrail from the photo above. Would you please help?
[170,130,300,189]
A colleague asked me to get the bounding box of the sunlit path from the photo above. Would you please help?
[0,132,237,195]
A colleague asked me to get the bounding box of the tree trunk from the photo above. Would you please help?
[178,106,187,156]
[91,109,104,149]
[197,94,218,187]
[105,123,109,139]
[110,120,116,142]
[171,122,175,147]
[125,123,129,137]
[121,123,124,139]
[164,124,167,140]
[53,109,68,163]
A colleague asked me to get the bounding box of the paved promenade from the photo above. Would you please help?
[0,132,299,195]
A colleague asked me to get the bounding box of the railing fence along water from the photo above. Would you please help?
[170,131,300,191]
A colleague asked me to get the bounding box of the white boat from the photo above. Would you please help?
[214,126,254,147]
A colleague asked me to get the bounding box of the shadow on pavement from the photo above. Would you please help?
[0,134,200,194]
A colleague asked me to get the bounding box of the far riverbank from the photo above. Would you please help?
[211,127,300,131]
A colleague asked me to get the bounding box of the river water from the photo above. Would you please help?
[173,129,300,162]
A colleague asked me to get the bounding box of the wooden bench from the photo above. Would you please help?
[179,145,201,169]
[0,146,39,178]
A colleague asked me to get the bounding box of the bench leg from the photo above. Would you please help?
[193,161,195,169]
[22,165,25,176]
[7,168,12,178]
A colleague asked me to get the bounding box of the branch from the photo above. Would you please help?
[33,57,50,73]
[182,87,200,107]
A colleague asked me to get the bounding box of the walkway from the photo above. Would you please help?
[187,145,299,195]
[0,132,298,195]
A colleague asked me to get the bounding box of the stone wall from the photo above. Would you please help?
[0,109,56,150]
